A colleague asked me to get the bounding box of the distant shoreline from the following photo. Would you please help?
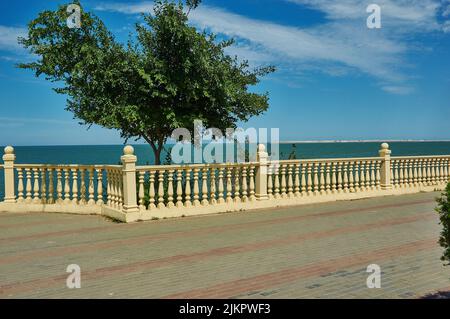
[280,140,450,144]
[4,140,450,147]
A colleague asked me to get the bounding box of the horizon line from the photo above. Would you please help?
[3,139,450,147]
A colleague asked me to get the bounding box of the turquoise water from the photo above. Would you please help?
[1,142,450,199]
[6,142,450,165]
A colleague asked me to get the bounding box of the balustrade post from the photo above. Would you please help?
[255,144,269,201]
[2,146,16,203]
[379,143,392,190]
[120,145,139,214]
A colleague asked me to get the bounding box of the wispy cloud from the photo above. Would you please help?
[381,85,414,95]
[80,1,450,94]
[0,25,26,52]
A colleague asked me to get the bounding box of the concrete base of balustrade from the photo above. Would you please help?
[0,183,446,223]
[135,184,446,222]
[0,201,102,215]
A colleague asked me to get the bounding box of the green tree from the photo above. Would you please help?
[436,183,450,265]
[18,0,275,164]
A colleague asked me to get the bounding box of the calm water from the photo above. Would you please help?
[1,142,450,199]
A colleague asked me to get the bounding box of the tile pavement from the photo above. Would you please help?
[0,192,449,299]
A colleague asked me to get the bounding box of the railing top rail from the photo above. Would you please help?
[391,155,450,160]
[270,157,382,165]
[13,164,122,169]
[136,162,260,171]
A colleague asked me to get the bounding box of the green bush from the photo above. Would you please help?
[436,183,450,265]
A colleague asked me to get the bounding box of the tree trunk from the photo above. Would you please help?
[154,148,162,166]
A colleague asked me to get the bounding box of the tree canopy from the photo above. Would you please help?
[18,0,275,164]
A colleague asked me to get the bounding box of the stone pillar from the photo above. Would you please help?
[255,144,269,201]
[3,146,16,203]
[121,145,139,214]
[379,143,392,190]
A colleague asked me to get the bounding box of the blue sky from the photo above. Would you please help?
[0,0,449,145]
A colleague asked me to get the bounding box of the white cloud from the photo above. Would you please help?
[381,85,414,95]
[90,1,450,94]
[0,25,26,52]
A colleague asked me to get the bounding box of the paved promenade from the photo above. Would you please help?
[0,192,449,299]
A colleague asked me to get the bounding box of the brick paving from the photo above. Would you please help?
[0,192,449,299]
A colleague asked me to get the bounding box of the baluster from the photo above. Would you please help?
[63,168,71,204]
[117,173,123,209]
[287,164,294,198]
[313,163,320,195]
[158,170,166,208]
[407,160,413,187]
[32,168,40,204]
[365,161,371,191]
[48,168,54,204]
[106,171,111,207]
[201,168,209,206]
[225,167,233,203]
[88,168,95,205]
[176,169,184,207]
[79,168,86,205]
[209,168,217,205]
[342,162,349,193]
[294,164,301,196]
[17,168,24,203]
[280,164,287,198]
[360,162,366,191]
[390,161,396,188]
[241,166,248,202]
[233,167,241,203]
[138,171,145,210]
[56,169,63,204]
[348,162,355,193]
[444,159,449,182]
[376,161,381,189]
[439,159,445,184]
[72,168,78,205]
[249,165,256,201]
[307,163,313,195]
[331,163,337,194]
[217,167,225,204]
[110,170,116,208]
[417,159,423,186]
[319,163,325,195]
[96,168,103,205]
[267,165,273,199]
[167,169,175,208]
[274,163,281,198]
[24,168,32,203]
[325,163,331,194]
[148,171,156,209]
[301,163,307,195]
[412,160,418,187]
[354,162,360,192]
[370,161,376,190]
[430,159,436,185]
[398,160,404,188]
[425,159,432,186]
[336,162,343,193]
[40,167,47,204]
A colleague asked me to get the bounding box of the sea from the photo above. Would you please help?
[1,141,450,199]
